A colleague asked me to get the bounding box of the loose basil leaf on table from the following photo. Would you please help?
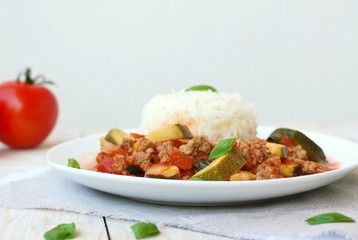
[306,212,355,225]
[185,85,218,92]
[68,158,81,169]
[209,138,236,160]
[43,222,76,240]
[131,222,160,239]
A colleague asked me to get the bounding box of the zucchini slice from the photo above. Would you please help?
[105,128,133,146]
[266,142,287,158]
[267,128,327,164]
[190,147,246,181]
[279,163,301,177]
[145,124,193,142]
[145,164,181,179]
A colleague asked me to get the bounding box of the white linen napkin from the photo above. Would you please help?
[1,167,358,240]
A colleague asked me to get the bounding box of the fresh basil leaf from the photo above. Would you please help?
[306,212,355,225]
[131,222,160,239]
[189,177,203,181]
[209,138,236,160]
[68,158,81,169]
[44,222,76,240]
[185,85,218,92]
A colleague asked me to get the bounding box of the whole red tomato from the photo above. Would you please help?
[0,68,58,148]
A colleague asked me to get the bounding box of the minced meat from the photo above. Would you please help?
[237,137,272,172]
[179,136,213,160]
[256,157,283,180]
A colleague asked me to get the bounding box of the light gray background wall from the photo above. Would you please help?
[1,0,357,131]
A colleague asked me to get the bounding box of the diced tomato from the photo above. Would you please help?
[97,156,114,173]
[280,136,294,147]
[281,158,290,164]
[172,139,185,148]
[181,168,195,179]
[242,161,256,172]
[114,148,130,156]
[130,132,144,139]
[166,150,196,170]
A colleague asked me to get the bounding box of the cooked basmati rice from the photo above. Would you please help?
[139,90,257,143]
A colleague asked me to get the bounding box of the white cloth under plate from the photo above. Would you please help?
[1,167,358,240]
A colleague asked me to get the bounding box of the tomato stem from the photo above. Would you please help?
[16,68,54,85]
[24,68,34,84]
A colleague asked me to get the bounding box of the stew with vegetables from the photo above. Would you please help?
[93,124,336,181]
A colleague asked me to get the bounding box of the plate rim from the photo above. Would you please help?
[46,125,358,205]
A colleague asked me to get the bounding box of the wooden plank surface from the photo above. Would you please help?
[0,207,232,240]
[105,218,232,240]
[0,208,108,240]
[0,130,232,239]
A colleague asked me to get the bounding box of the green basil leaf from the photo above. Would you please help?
[189,177,203,181]
[185,85,218,92]
[306,212,355,225]
[68,158,81,169]
[131,222,160,239]
[209,138,236,160]
[44,222,76,240]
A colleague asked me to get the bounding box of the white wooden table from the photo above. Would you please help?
[1,123,357,240]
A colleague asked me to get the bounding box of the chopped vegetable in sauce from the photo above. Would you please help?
[89,125,336,181]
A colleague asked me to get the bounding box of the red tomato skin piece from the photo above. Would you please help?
[0,81,58,148]
[97,158,114,173]
[166,150,196,170]
[280,135,295,147]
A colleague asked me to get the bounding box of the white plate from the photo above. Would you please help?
[47,126,358,206]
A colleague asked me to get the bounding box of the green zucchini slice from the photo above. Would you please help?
[267,128,327,164]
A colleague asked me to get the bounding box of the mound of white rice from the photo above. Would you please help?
[139,90,257,143]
